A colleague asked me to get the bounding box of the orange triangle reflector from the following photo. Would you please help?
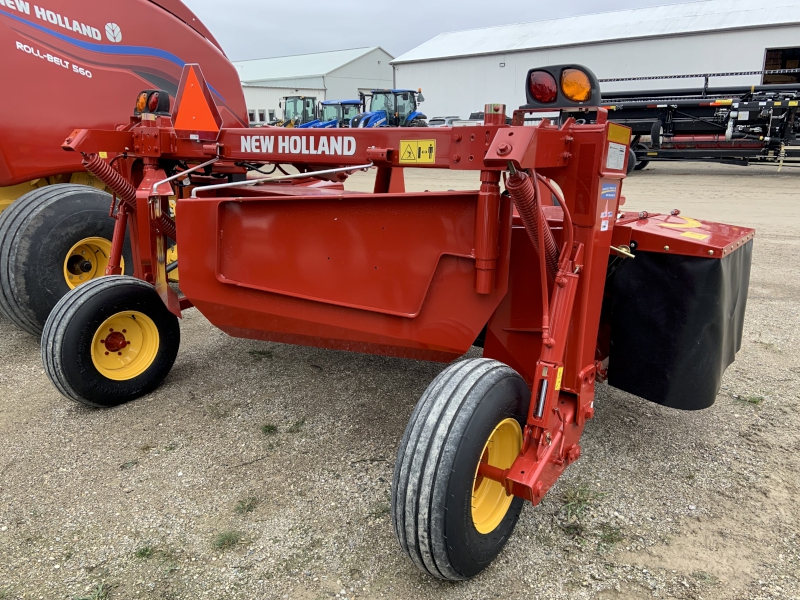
[172,64,222,140]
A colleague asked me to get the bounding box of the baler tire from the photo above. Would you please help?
[391,358,529,580]
[42,276,180,408]
[0,184,132,336]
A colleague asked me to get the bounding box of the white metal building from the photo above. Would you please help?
[392,0,800,119]
[233,47,394,125]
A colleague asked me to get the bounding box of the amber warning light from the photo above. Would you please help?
[524,65,600,108]
[134,90,171,116]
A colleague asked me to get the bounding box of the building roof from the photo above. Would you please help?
[392,0,800,64]
[234,47,393,83]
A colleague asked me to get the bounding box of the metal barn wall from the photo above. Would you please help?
[394,25,800,118]
[242,85,325,124]
[325,48,394,100]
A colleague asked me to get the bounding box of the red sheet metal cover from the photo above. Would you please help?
[176,190,513,361]
[612,212,755,258]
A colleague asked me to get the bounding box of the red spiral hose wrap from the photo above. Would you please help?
[82,154,137,207]
[83,154,177,241]
[506,171,559,280]
[158,215,177,241]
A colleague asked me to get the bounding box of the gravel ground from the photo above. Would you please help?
[0,162,798,600]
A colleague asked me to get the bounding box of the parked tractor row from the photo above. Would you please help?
[269,89,428,128]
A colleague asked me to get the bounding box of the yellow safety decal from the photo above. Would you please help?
[555,367,564,391]
[774,102,782,106]
[647,152,658,156]
[681,231,710,241]
[789,101,799,107]
[400,139,436,164]
[99,152,108,159]
[660,216,703,230]
[607,123,630,145]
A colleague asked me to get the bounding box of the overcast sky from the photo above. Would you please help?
[183,0,673,61]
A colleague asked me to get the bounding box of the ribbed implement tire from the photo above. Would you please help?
[0,184,131,336]
[391,358,530,580]
[42,276,180,408]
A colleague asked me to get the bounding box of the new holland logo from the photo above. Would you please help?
[105,22,122,43]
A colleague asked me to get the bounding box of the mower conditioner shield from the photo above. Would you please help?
[608,240,753,410]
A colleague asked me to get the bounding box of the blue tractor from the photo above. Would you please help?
[350,89,428,128]
[300,99,364,128]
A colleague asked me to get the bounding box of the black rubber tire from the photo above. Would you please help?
[650,120,663,148]
[408,119,429,127]
[392,358,530,580]
[633,144,650,170]
[42,276,180,408]
[626,147,637,175]
[0,184,132,336]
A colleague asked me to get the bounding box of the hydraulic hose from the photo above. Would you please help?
[506,170,559,280]
[83,153,177,241]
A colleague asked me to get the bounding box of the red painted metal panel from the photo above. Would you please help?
[612,212,756,257]
[176,190,513,361]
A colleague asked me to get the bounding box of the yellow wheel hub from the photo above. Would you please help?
[91,311,160,381]
[471,418,523,534]
[63,237,123,289]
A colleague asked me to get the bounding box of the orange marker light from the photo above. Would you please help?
[135,92,148,114]
[561,69,592,102]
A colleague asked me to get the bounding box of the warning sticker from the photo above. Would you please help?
[399,139,436,164]
[681,231,710,241]
[606,142,626,171]
[555,367,564,391]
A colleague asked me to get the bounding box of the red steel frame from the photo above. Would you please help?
[63,65,754,507]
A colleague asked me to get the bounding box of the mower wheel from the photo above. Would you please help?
[42,276,180,408]
[392,358,529,580]
[0,184,132,336]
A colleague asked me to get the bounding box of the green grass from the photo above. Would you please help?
[134,545,155,559]
[74,583,114,600]
[248,350,274,361]
[0,588,14,600]
[287,417,307,434]
[212,530,242,550]
[367,502,391,519]
[560,484,604,522]
[235,496,259,515]
[692,570,719,586]
[261,423,278,436]
[598,523,624,548]
[739,395,764,406]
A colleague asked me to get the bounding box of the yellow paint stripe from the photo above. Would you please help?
[681,231,709,241]
[660,216,703,230]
